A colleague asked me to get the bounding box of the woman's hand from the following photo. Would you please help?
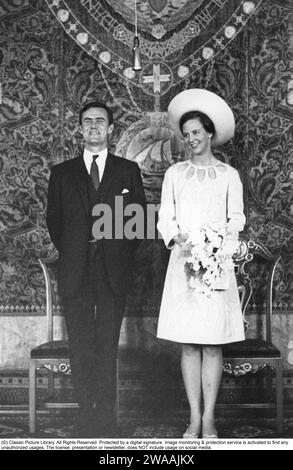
[173,232,189,246]
[225,230,240,256]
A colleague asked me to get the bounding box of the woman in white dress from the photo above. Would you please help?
[157,89,246,439]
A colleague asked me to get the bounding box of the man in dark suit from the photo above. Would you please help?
[46,101,146,437]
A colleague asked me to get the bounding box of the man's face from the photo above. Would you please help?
[80,107,113,149]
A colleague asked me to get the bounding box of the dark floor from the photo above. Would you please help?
[0,414,292,439]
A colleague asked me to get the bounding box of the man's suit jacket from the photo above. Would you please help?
[46,153,146,299]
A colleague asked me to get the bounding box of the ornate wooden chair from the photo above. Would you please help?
[29,257,119,434]
[29,257,76,434]
[222,237,283,433]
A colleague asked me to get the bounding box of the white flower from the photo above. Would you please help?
[200,259,208,270]
[192,260,201,272]
[188,230,205,246]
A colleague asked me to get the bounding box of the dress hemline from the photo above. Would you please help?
[156,334,245,345]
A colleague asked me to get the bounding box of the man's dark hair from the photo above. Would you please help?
[79,101,113,125]
[179,111,215,136]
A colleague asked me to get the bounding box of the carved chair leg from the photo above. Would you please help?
[29,360,36,434]
[48,370,56,422]
[265,367,273,402]
[275,361,283,434]
[48,370,54,398]
[115,357,119,427]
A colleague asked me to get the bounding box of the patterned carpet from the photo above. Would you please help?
[0,415,292,439]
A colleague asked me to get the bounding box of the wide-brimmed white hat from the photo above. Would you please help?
[168,88,235,146]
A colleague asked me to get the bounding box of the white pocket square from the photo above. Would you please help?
[122,188,129,194]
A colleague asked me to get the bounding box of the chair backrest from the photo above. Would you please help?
[38,251,58,343]
[234,237,281,341]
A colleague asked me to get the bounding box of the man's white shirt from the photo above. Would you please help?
[83,148,108,181]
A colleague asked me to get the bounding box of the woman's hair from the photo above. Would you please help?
[179,111,215,136]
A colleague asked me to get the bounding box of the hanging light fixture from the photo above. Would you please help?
[132,0,142,71]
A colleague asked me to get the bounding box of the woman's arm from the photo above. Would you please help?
[227,168,246,238]
[157,168,180,248]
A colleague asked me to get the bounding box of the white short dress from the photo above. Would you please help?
[157,160,246,345]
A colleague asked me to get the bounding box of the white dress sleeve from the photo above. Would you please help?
[227,168,246,236]
[157,167,179,248]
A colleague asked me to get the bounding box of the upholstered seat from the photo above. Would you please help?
[223,339,281,358]
[30,340,70,359]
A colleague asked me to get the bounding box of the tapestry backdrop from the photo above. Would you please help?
[0,0,292,367]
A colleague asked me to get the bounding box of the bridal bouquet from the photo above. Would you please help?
[183,225,238,296]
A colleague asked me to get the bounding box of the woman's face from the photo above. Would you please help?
[182,118,212,156]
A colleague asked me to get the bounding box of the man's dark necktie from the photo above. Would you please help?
[90,154,100,191]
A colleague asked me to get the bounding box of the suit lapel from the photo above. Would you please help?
[71,155,90,218]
